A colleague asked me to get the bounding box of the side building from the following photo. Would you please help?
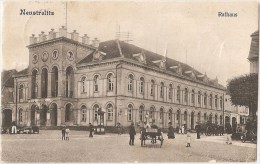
[3,27,226,130]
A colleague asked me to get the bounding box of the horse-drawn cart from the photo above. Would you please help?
[140,128,164,148]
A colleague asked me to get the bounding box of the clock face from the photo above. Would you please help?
[67,51,74,60]
[42,52,49,62]
[32,54,38,64]
[52,50,59,60]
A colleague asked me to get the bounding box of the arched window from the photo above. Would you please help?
[220,96,223,109]
[81,105,87,121]
[107,104,113,120]
[184,111,187,123]
[204,113,207,122]
[198,91,201,106]
[160,82,164,98]
[215,95,218,108]
[177,110,181,125]
[177,86,181,103]
[93,104,99,121]
[65,104,73,122]
[128,74,134,92]
[149,106,155,123]
[169,84,173,99]
[160,108,164,120]
[191,90,195,105]
[65,67,74,98]
[19,108,23,122]
[150,80,155,96]
[107,73,114,91]
[51,66,58,97]
[184,88,188,103]
[215,114,218,124]
[197,112,201,123]
[31,70,38,99]
[204,93,207,106]
[41,68,48,98]
[81,76,87,93]
[93,75,99,92]
[209,94,213,108]
[19,84,24,102]
[127,104,133,121]
[139,105,144,121]
[139,77,144,94]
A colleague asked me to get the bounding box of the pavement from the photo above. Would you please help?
[0,130,257,162]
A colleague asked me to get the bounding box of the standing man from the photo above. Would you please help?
[129,122,136,145]
[225,123,233,144]
[61,126,66,140]
[89,123,94,138]
[195,123,201,139]
[167,122,175,139]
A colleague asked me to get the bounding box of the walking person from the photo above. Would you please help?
[61,126,66,140]
[116,123,121,135]
[11,121,17,134]
[181,125,185,134]
[195,123,201,139]
[129,122,136,145]
[186,131,191,147]
[167,122,175,139]
[89,123,94,138]
[225,123,233,144]
[65,127,70,141]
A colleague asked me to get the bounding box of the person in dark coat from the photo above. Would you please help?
[225,123,233,144]
[61,126,66,140]
[129,122,136,145]
[195,123,201,139]
[167,122,175,139]
[89,123,94,138]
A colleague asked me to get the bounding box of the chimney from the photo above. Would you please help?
[82,34,89,44]
[29,34,37,44]
[71,30,79,41]
[38,31,47,42]
[48,28,56,40]
[92,37,99,48]
[59,26,67,37]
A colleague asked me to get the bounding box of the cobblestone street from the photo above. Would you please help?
[0,130,257,162]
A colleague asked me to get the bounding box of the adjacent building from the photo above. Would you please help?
[2,27,227,130]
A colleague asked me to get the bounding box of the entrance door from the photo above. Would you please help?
[50,103,57,126]
[2,109,12,127]
[40,105,48,126]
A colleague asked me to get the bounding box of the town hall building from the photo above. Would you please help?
[2,26,226,130]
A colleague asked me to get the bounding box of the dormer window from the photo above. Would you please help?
[93,51,106,61]
[133,52,146,64]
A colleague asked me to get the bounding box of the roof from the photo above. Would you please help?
[1,69,17,88]
[248,30,259,61]
[15,67,29,76]
[78,40,225,89]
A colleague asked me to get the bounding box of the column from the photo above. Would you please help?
[77,109,81,125]
[46,111,51,126]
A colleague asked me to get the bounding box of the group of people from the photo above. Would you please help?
[128,121,192,147]
[61,123,94,140]
[175,124,187,134]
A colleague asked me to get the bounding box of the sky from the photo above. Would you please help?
[2,0,258,86]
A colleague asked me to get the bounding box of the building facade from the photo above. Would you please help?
[3,27,227,129]
[224,94,249,128]
[248,31,259,74]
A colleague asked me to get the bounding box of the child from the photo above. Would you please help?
[65,127,70,140]
[186,131,191,147]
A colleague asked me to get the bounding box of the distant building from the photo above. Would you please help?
[1,69,17,127]
[2,26,226,129]
[224,94,249,127]
[248,30,259,73]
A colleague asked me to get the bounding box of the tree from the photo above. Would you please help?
[227,73,258,119]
